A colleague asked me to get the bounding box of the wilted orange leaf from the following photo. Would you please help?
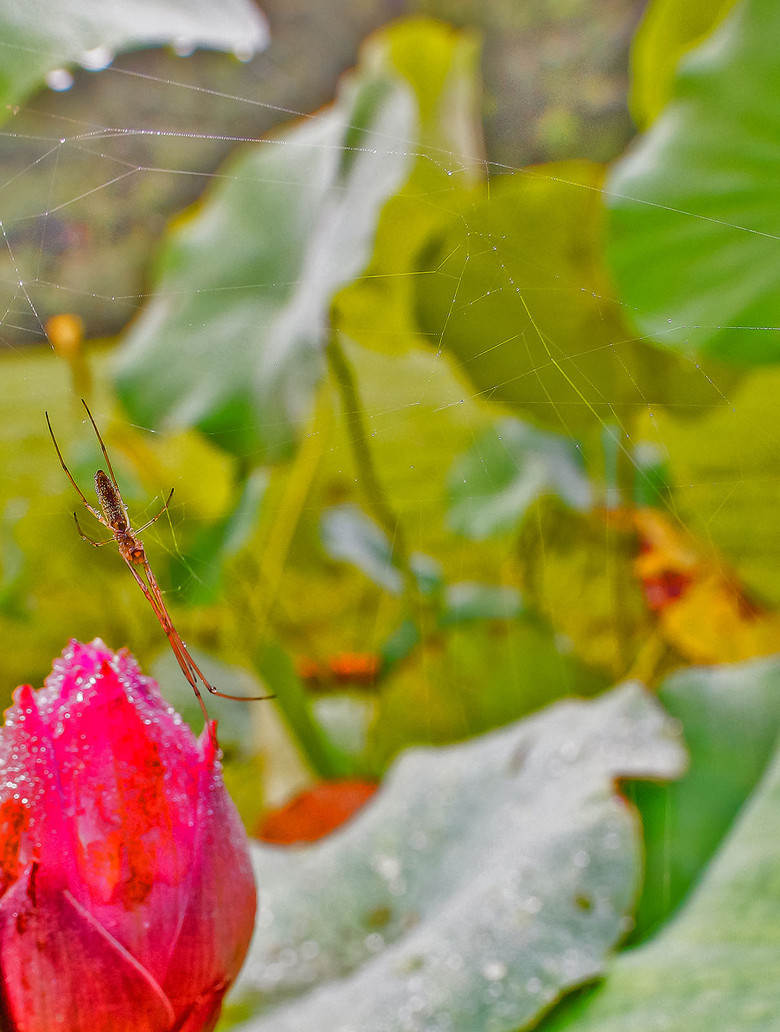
[295,652,382,689]
[257,781,379,845]
[633,508,780,664]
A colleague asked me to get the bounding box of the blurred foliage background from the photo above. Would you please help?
[1,0,778,805]
[0,0,657,795]
[1,0,778,781]
[3,0,780,1028]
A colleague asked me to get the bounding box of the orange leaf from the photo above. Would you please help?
[257,781,378,845]
[633,508,780,664]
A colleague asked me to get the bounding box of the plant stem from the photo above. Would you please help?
[255,643,356,779]
[326,334,418,609]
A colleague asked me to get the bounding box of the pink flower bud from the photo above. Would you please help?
[0,639,256,1032]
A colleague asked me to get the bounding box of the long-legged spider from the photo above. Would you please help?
[46,400,271,728]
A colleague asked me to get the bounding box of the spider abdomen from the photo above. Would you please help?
[94,469,128,530]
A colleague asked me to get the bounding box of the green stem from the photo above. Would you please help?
[254,643,355,779]
[326,334,418,610]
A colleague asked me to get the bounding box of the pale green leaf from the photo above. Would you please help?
[115,68,414,460]
[230,684,684,1032]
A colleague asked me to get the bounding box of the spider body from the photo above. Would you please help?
[93,469,145,564]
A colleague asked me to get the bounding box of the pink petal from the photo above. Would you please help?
[0,872,175,1032]
[163,729,256,1008]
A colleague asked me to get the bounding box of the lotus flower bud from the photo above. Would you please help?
[0,639,256,1032]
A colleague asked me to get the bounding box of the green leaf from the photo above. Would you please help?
[439,582,522,625]
[516,501,651,679]
[379,618,420,669]
[630,441,671,509]
[115,64,414,461]
[335,18,485,356]
[321,504,406,594]
[608,0,780,365]
[630,655,780,943]
[414,162,733,435]
[231,684,684,1031]
[0,0,267,119]
[321,504,442,596]
[629,0,739,129]
[542,673,780,1031]
[447,418,592,539]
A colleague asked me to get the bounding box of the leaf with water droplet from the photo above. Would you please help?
[0,0,269,117]
[230,683,684,1031]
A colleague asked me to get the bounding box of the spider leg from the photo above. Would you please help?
[134,488,175,534]
[123,559,212,726]
[73,513,113,546]
[139,560,274,704]
[181,641,275,703]
[81,399,122,495]
[45,411,106,525]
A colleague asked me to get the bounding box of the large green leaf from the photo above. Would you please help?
[630,655,780,942]
[0,0,267,118]
[414,162,733,436]
[542,671,780,1031]
[608,0,780,365]
[229,684,684,1032]
[115,64,414,461]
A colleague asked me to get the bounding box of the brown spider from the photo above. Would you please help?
[46,400,271,729]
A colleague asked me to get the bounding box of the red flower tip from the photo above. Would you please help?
[0,639,256,1032]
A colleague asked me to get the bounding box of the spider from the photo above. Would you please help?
[46,400,271,728]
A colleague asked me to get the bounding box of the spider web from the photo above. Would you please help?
[0,2,778,773]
